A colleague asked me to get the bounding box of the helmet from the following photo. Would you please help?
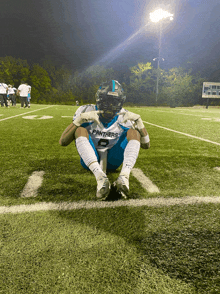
[96,80,126,119]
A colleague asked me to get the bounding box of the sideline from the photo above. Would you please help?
[1,196,220,214]
[0,105,54,122]
[143,121,220,146]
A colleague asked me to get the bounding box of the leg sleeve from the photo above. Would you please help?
[77,135,100,170]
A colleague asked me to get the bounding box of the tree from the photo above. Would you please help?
[71,65,114,104]
[0,56,30,86]
[127,62,155,105]
[161,67,194,107]
[29,64,52,102]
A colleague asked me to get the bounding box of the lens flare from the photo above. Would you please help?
[92,24,150,68]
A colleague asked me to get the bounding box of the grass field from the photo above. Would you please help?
[0,104,220,293]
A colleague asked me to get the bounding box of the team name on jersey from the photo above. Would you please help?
[91,129,119,138]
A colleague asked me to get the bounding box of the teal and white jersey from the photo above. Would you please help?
[73,104,133,150]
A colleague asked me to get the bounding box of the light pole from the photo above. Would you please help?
[150,9,174,103]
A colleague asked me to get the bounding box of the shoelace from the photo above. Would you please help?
[99,177,108,188]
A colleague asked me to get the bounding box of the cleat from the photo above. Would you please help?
[96,176,111,201]
[113,174,129,199]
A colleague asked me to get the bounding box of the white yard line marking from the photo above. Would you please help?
[144,108,220,118]
[143,121,220,146]
[131,168,159,193]
[21,171,45,198]
[1,196,220,214]
[0,106,54,122]
[22,115,38,119]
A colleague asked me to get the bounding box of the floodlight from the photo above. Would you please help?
[150,9,174,23]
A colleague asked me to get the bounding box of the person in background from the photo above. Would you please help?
[17,81,29,108]
[27,84,31,108]
[0,80,8,107]
[8,85,17,107]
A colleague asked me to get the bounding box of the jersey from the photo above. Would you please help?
[0,83,8,94]
[73,104,133,151]
[18,84,29,96]
[7,87,16,94]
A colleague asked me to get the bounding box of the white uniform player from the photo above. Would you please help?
[60,80,150,200]
[17,82,29,108]
[0,82,8,107]
[7,85,16,106]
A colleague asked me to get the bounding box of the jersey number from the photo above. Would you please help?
[98,139,109,147]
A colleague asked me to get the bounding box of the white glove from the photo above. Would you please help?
[73,111,102,127]
[120,111,145,130]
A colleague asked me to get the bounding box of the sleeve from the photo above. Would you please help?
[72,104,95,122]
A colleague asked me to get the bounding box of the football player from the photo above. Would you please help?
[59,80,150,200]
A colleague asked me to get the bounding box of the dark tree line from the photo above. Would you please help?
[0,56,217,106]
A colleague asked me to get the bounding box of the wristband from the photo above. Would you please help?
[140,135,150,144]
[136,118,145,130]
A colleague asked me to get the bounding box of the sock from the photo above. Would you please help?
[120,140,140,177]
[89,162,106,180]
[75,137,105,179]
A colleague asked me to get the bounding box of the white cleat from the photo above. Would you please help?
[96,176,111,201]
[114,174,129,199]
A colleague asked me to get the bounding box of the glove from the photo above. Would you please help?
[73,111,102,127]
[120,111,145,130]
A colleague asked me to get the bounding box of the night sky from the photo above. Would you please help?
[1,0,220,75]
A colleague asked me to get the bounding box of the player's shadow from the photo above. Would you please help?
[105,184,123,201]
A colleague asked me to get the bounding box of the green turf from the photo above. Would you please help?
[0,104,220,293]
[1,105,220,205]
[1,204,220,293]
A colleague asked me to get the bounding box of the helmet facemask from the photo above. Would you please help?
[96,80,126,121]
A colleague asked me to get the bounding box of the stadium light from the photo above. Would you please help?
[150,9,173,23]
[150,9,174,103]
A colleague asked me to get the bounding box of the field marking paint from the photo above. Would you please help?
[131,168,160,193]
[21,171,45,198]
[22,115,53,120]
[1,196,220,214]
[0,105,54,122]
[144,108,220,118]
[201,117,220,122]
[22,115,38,119]
[143,121,220,146]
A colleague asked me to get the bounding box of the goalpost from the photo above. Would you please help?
[202,82,220,108]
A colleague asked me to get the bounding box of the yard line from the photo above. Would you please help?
[131,168,159,193]
[0,105,54,122]
[1,196,220,214]
[143,121,220,146]
[21,171,45,198]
